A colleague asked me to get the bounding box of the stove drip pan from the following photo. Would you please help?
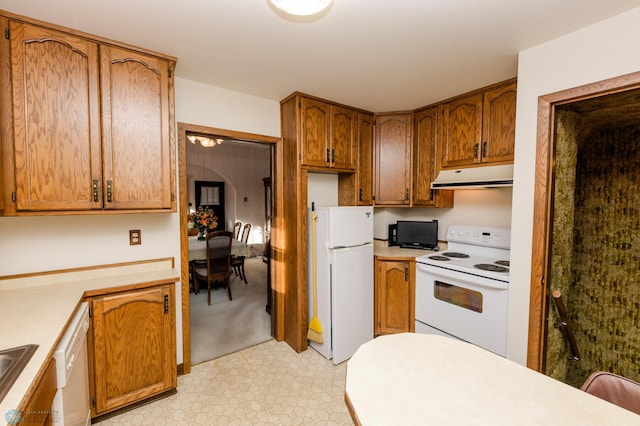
[428,255,450,261]
[442,252,470,259]
[474,263,509,273]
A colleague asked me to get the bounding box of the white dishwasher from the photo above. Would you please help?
[52,302,91,425]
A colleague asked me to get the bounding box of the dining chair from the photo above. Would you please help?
[193,230,234,305]
[232,221,242,240]
[581,371,640,415]
[231,223,251,284]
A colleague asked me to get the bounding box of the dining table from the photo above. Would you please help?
[188,235,251,261]
[344,333,640,425]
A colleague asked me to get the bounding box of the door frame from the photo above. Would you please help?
[178,122,281,374]
[527,71,640,371]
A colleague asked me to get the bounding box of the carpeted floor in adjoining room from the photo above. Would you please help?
[190,257,273,365]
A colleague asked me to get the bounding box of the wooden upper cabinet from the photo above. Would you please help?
[300,97,330,168]
[482,82,517,164]
[413,106,453,208]
[300,97,356,170]
[374,112,413,206]
[10,22,103,211]
[439,80,516,169]
[1,15,176,215]
[440,92,484,168]
[101,46,172,209]
[356,112,374,205]
[330,105,356,170]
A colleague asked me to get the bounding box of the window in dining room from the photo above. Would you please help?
[195,180,225,231]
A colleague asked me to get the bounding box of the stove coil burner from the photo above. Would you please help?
[474,263,509,273]
[495,260,510,267]
[442,252,470,259]
[428,255,451,261]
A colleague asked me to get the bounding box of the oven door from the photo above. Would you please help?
[415,262,508,357]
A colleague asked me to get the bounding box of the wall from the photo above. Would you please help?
[0,77,281,367]
[187,139,271,248]
[373,188,513,241]
[509,6,640,365]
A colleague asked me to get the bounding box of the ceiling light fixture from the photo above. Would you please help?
[269,0,333,16]
[187,135,224,148]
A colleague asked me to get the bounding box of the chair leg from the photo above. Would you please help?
[241,262,248,284]
[226,277,232,300]
[207,279,212,305]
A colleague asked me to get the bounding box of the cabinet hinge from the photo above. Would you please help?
[4,28,9,39]
[91,397,96,408]
[171,192,175,202]
[404,267,409,282]
[11,192,16,202]
[164,294,169,314]
[168,68,172,78]
[88,307,93,317]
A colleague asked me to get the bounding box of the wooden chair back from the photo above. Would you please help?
[205,231,233,278]
[232,221,242,240]
[240,223,251,244]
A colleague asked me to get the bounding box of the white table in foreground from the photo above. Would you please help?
[345,333,640,425]
[187,236,251,261]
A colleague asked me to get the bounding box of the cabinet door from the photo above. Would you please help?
[375,259,414,335]
[481,82,516,164]
[101,46,172,209]
[356,112,374,205]
[374,113,412,205]
[20,357,57,425]
[413,106,453,208]
[90,285,176,415]
[440,93,483,168]
[300,97,330,168]
[330,105,356,169]
[10,22,102,211]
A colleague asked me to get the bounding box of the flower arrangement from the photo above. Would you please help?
[188,207,219,240]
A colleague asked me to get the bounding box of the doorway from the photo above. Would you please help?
[178,122,281,374]
[528,71,640,386]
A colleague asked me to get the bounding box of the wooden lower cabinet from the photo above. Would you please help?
[86,284,176,417]
[374,257,415,335]
[18,357,57,425]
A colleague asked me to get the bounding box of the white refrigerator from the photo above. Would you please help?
[308,205,374,364]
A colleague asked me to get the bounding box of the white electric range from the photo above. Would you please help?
[414,225,511,357]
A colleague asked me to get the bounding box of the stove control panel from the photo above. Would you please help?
[447,225,511,249]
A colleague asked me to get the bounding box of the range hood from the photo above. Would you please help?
[431,164,513,189]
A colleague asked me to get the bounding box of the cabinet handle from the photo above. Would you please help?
[404,267,409,282]
[92,179,99,202]
[482,141,487,158]
[331,149,335,163]
[106,180,113,203]
[473,143,479,159]
[405,188,409,201]
[359,188,363,202]
[164,294,169,314]
[326,148,331,163]
[430,189,435,201]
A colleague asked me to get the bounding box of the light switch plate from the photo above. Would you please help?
[129,229,141,245]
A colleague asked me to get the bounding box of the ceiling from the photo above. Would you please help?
[1,0,640,112]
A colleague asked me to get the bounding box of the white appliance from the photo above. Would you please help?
[309,205,374,365]
[415,225,510,357]
[52,302,91,426]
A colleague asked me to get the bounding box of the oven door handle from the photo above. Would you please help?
[416,263,508,290]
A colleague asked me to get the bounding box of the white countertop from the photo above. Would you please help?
[373,239,444,259]
[345,333,640,425]
[0,260,178,418]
